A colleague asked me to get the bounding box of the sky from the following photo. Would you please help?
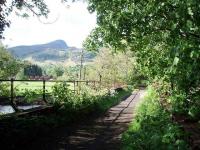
[2,1,97,48]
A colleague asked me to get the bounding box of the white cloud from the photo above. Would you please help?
[2,1,96,48]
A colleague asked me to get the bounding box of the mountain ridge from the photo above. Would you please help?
[8,40,68,58]
[7,40,96,64]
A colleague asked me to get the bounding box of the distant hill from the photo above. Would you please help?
[8,40,68,58]
[8,40,96,64]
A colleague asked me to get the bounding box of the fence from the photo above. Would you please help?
[0,79,100,107]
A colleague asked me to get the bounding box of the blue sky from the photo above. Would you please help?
[2,1,96,48]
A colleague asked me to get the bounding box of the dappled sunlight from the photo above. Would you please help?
[0,0,198,149]
[36,90,145,150]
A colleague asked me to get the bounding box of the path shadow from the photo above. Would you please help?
[26,90,145,150]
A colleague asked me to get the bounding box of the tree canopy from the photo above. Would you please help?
[85,0,200,49]
[84,0,200,85]
[84,0,200,116]
[0,46,21,79]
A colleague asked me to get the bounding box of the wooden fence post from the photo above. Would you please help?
[10,78,18,112]
[99,75,102,89]
[43,79,47,103]
[93,81,96,90]
[73,81,76,93]
[11,78,13,105]
[76,81,79,94]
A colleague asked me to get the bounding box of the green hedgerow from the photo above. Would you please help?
[122,87,189,150]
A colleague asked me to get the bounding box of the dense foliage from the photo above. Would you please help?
[84,0,200,119]
[0,46,21,79]
[52,82,131,113]
[122,87,189,150]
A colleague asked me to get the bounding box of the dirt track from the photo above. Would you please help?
[27,89,146,150]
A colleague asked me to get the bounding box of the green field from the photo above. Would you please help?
[14,81,55,92]
[13,81,74,93]
[0,81,74,103]
[0,81,74,95]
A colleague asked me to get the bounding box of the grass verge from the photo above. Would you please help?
[122,87,189,150]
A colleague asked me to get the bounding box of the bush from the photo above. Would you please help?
[52,82,131,116]
[22,89,43,103]
[0,82,10,97]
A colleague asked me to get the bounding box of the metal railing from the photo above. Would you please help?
[0,79,100,111]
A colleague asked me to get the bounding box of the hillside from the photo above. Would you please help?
[8,40,68,58]
[8,40,96,64]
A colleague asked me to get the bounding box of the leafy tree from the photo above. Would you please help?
[54,66,64,77]
[84,0,200,117]
[42,65,65,78]
[86,48,135,88]
[0,45,22,111]
[63,66,80,80]
[0,46,21,79]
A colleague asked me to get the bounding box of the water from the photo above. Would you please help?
[0,105,41,114]
[0,105,14,114]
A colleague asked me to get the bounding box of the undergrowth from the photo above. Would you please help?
[0,83,131,149]
[122,87,189,150]
[52,83,131,117]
